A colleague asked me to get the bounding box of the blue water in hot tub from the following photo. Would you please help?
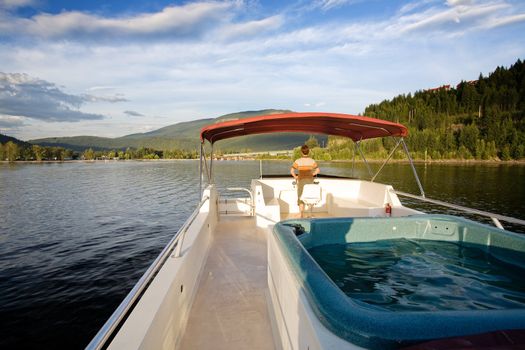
[308,238,525,312]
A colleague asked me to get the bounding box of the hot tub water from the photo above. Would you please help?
[308,238,525,312]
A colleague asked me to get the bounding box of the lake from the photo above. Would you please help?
[0,160,524,349]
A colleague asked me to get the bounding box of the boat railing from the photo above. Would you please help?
[395,190,525,229]
[86,195,210,350]
[218,187,254,216]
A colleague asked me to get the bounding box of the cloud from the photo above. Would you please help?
[216,15,284,41]
[81,94,128,103]
[0,115,25,130]
[392,1,510,34]
[484,12,525,28]
[0,1,238,41]
[86,86,117,92]
[124,110,144,117]
[315,0,362,11]
[446,0,473,6]
[0,72,105,122]
[0,0,35,9]
[304,101,326,107]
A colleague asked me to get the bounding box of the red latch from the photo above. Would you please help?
[385,203,392,217]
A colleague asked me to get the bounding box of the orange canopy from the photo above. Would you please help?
[200,112,408,144]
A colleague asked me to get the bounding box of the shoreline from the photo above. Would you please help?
[1,158,525,165]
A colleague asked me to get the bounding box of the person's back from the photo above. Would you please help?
[290,145,320,217]
[294,156,317,180]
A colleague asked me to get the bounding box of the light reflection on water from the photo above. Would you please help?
[0,160,523,349]
[309,239,525,311]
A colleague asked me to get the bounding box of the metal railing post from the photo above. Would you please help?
[371,138,403,182]
[401,139,425,198]
[356,141,373,178]
[219,187,254,216]
[202,147,211,184]
[395,190,525,228]
[209,143,214,184]
[352,142,356,178]
[173,196,210,258]
[199,143,203,198]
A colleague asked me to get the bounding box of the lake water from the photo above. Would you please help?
[0,160,524,349]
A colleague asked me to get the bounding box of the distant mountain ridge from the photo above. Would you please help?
[0,133,31,148]
[29,109,327,152]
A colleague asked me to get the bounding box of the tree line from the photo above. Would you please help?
[0,142,200,161]
[81,147,199,160]
[0,142,75,162]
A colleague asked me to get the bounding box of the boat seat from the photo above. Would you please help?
[329,195,384,217]
[301,184,322,217]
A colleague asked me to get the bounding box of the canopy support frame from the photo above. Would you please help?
[202,144,211,185]
[401,139,425,198]
[356,140,374,178]
[199,143,203,199]
[371,138,403,182]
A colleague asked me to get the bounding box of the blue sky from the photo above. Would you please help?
[1,0,524,140]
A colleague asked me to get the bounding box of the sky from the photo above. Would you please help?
[0,0,524,140]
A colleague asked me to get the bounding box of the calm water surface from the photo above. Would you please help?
[309,239,525,312]
[0,160,524,349]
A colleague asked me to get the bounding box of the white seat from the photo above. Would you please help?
[300,184,322,217]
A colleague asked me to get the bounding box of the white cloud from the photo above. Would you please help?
[81,94,128,103]
[484,12,525,28]
[0,0,35,9]
[216,15,284,41]
[0,115,25,130]
[393,1,510,33]
[86,86,118,92]
[0,1,237,40]
[315,0,362,11]
[446,0,473,7]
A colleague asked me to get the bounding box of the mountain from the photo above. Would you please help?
[30,109,327,152]
[0,133,32,148]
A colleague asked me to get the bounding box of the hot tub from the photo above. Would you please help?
[268,215,525,350]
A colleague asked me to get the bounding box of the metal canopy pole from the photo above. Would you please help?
[356,140,374,178]
[209,143,214,184]
[259,160,263,179]
[401,139,425,198]
[199,143,203,198]
[352,142,356,178]
[371,138,403,182]
[202,145,211,184]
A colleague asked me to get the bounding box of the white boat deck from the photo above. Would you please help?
[99,179,419,350]
[179,216,275,350]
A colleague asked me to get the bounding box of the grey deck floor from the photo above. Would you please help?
[179,216,275,350]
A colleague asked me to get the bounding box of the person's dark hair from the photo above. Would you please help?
[301,144,309,155]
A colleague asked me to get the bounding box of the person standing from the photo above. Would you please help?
[290,144,320,218]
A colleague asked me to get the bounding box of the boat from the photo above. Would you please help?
[87,112,525,350]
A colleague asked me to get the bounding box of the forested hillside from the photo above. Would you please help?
[361,59,525,160]
[0,133,31,148]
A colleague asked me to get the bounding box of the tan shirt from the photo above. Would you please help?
[292,156,318,179]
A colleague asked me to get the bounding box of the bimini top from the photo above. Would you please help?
[200,112,408,144]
